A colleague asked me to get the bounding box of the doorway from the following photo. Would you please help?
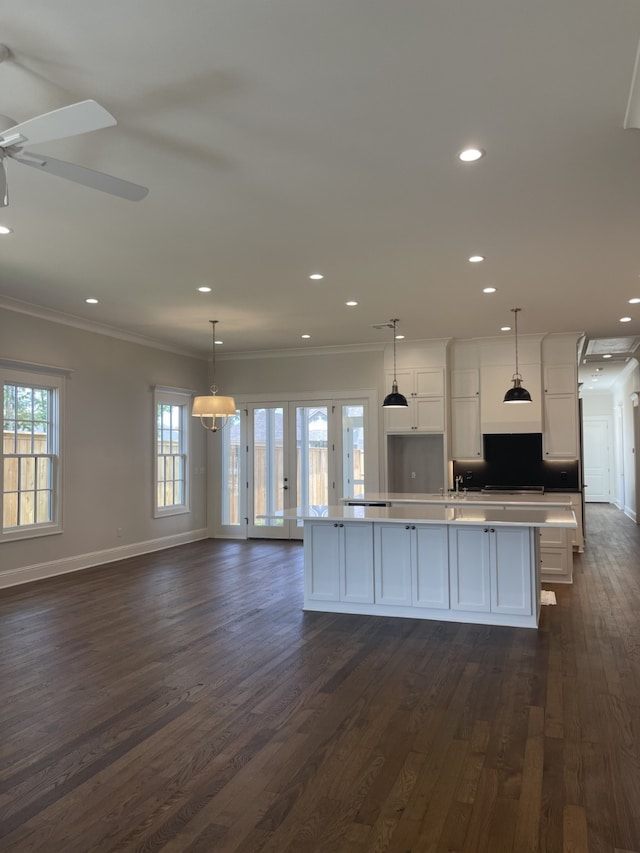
[216,394,375,540]
[583,415,613,502]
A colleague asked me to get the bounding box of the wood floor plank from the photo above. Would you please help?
[0,506,639,852]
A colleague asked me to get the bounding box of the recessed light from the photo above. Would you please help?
[0,225,13,235]
[501,326,511,332]
[214,339,223,345]
[603,353,612,358]
[468,255,485,263]
[309,274,324,280]
[395,334,405,340]
[629,297,640,304]
[85,298,99,304]
[345,301,358,307]
[301,334,311,339]
[458,147,485,162]
[198,286,212,293]
[620,316,632,322]
[483,287,497,294]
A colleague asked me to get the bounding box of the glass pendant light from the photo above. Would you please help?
[192,320,237,431]
[503,308,532,403]
[383,319,408,408]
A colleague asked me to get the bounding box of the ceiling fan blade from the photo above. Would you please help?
[0,100,117,149]
[0,159,7,207]
[12,151,148,201]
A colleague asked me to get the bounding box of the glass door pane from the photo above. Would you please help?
[249,405,291,538]
[220,412,242,526]
[296,405,329,518]
[342,405,365,498]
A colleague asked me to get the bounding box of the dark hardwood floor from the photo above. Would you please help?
[1,504,639,852]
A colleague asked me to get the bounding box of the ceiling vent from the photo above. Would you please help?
[581,336,640,364]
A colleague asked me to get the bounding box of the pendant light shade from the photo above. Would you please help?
[192,320,237,431]
[503,308,532,404]
[382,318,408,408]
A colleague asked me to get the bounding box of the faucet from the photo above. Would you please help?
[455,475,463,496]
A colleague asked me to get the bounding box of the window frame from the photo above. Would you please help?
[153,387,191,518]
[1,365,65,543]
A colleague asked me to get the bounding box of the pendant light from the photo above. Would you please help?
[383,319,408,408]
[192,320,237,431]
[503,308,532,404]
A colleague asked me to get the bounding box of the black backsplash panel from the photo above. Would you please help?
[453,433,580,491]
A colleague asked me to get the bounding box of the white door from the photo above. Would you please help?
[583,416,612,502]
[247,402,330,539]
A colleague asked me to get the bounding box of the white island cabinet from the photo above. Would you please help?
[374,523,449,609]
[304,520,374,604]
[287,504,575,629]
[449,525,535,617]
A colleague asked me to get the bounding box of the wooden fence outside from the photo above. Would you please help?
[3,432,51,527]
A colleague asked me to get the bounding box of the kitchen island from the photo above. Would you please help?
[342,491,579,584]
[289,503,576,629]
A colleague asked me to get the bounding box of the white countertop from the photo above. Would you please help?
[281,504,577,529]
[340,491,575,507]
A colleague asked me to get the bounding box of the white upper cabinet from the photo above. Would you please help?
[450,367,481,458]
[384,366,445,433]
[544,363,577,395]
[451,368,479,398]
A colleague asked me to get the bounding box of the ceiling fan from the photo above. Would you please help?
[0,51,148,207]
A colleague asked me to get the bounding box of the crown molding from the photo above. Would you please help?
[0,295,201,360]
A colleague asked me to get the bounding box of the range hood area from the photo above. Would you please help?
[452,433,580,492]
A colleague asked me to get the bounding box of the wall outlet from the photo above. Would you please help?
[411,471,417,479]
[117,527,123,538]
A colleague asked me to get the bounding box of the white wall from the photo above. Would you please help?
[611,360,640,521]
[0,308,209,587]
[217,346,385,396]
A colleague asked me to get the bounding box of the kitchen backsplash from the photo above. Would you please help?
[453,433,580,491]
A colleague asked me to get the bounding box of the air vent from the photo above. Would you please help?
[371,322,395,330]
[582,336,640,363]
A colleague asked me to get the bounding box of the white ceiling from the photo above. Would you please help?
[2,0,640,364]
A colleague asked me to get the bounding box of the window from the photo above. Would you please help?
[2,367,64,541]
[154,388,190,517]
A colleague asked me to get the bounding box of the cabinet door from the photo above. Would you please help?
[544,364,576,395]
[540,546,571,582]
[374,524,413,605]
[448,526,491,612]
[451,369,479,398]
[491,528,533,616]
[304,522,341,600]
[415,368,444,396]
[342,522,374,603]
[414,525,449,608]
[451,397,481,458]
[544,394,578,458]
[415,397,445,432]
[384,401,414,433]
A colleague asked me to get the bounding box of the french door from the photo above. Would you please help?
[217,396,373,540]
[247,402,331,540]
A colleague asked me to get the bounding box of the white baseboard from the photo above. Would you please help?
[623,506,638,523]
[0,528,210,590]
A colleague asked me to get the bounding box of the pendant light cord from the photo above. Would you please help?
[210,319,218,394]
[392,318,399,383]
[513,308,520,378]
